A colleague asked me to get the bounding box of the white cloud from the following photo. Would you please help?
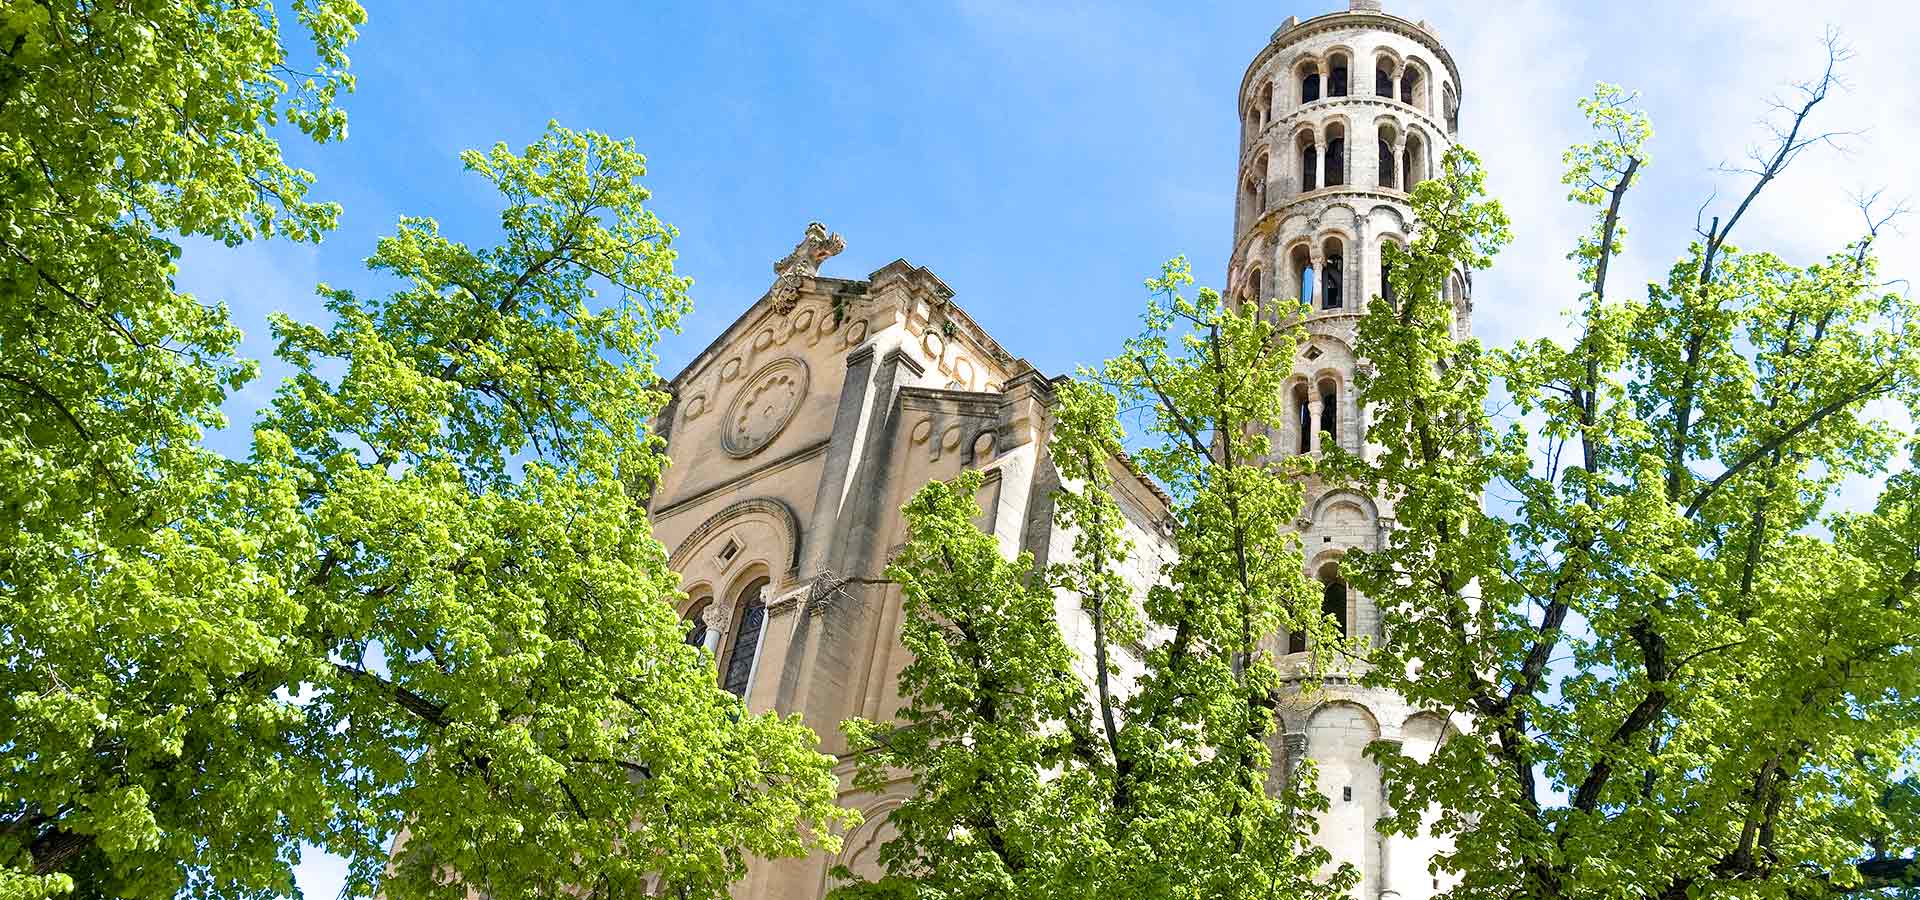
[1398,0,1916,345]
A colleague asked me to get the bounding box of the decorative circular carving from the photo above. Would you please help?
[722,358,809,458]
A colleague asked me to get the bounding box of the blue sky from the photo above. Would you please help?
[166,1,1920,896]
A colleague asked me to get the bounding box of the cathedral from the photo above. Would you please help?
[646,2,1469,897]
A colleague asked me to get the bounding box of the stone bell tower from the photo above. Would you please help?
[1229,3,1470,899]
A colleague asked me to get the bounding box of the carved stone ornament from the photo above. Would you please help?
[722,357,809,458]
[768,221,846,313]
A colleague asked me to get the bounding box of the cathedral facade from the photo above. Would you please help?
[646,3,1470,897]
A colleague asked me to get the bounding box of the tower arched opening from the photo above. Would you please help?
[1376,122,1398,190]
[1299,60,1322,104]
[1292,380,1312,457]
[1290,243,1314,307]
[1243,153,1269,222]
[1400,60,1426,111]
[1318,561,1349,638]
[1318,376,1341,450]
[1325,122,1346,187]
[1328,51,1350,97]
[1322,236,1345,310]
[1404,131,1428,188]
[1297,131,1319,193]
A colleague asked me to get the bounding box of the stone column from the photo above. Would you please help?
[1308,392,1324,454]
[1311,247,1327,311]
[700,600,732,657]
[1315,141,1327,192]
[1395,137,1409,192]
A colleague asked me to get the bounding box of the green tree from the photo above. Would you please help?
[1342,49,1920,900]
[1,5,851,898]
[835,260,1353,900]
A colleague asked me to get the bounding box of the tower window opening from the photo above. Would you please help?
[1377,126,1397,189]
[1298,136,1318,192]
[1401,66,1424,110]
[1381,255,1397,305]
[1375,64,1392,98]
[721,578,769,696]
[1405,133,1428,188]
[1323,241,1345,309]
[1320,564,1349,638]
[1300,62,1321,104]
[1320,386,1339,448]
[1444,83,1460,133]
[1325,125,1346,187]
[1292,245,1314,307]
[1329,54,1349,96]
[1343,786,1353,802]
[1293,381,1312,456]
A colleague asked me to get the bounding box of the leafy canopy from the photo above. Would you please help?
[1,5,850,899]
[1344,71,1920,900]
[835,260,1354,900]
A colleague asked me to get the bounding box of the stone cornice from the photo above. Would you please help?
[1241,94,1453,173]
[1230,186,1412,266]
[1239,10,1462,111]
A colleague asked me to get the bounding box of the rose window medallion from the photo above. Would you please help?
[722,358,808,457]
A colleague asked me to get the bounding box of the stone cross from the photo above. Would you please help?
[769,221,846,313]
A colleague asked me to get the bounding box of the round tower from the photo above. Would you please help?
[1234,4,1466,900]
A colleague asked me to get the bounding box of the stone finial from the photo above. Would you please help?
[1350,0,1383,10]
[769,221,846,313]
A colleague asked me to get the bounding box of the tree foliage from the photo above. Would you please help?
[835,261,1353,900]
[1,6,848,899]
[1345,59,1920,900]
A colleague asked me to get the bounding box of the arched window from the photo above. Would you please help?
[1401,65,1423,109]
[1298,134,1318,192]
[1325,123,1346,187]
[1443,83,1459,134]
[1243,153,1267,222]
[1377,124,1397,189]
[1292,244,1314,306]
[1375,62,1393,97]
[721,578,769,696]
[684,597,712,648]
[1405,133,1428,188]
[1380,249,1398,305]
[1323,238,1344,309]
[1300,62,1321,104]
[1329,53,1349,97]
[1320,383,1339,448]
[1294,382,1312,456]
[1320,564,1349,638]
